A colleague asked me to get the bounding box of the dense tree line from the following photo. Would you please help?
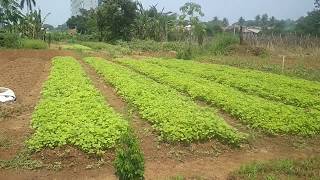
[67,0,207,44]
[64,0,320,42]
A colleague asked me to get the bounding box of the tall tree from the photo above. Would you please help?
[66,9,97,34]
[179,2,204,25]
[97,0,137,41]
[238,17,245,26]
[315,0,320,9]
[269,16,276,26]
[179,2,205,45]
[296,10,320,35]
[222,17,229,27]
[255,15,261,26]
[261,13,269,27]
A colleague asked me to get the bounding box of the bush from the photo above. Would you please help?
[21,39,48,49]
[211,33,239,55]
[114,130,144,180]
[0,32,21,48]
[176,46,193,60]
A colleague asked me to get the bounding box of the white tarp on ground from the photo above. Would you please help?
[0,87,16,103]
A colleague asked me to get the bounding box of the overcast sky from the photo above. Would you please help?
[36,0,315,27]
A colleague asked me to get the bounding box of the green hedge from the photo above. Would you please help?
[0,32,21,48]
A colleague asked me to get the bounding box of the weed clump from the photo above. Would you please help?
[114,130,144,180]
[211,33,239,55]
[176,46,193,60]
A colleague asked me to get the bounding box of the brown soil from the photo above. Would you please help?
[1,50,319,180]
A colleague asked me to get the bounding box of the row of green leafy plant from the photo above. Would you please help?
[84,57,245,145]
[27,57,129,154]
[119,59,320,136]
[147,59,320,110]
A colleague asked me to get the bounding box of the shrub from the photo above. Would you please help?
[0,32,21,48]
[176,46,193,60]
[114,130,144,180]
[21,39,48,49]
[211,33,239,55]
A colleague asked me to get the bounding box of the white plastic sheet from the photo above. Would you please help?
[0,87,16,103]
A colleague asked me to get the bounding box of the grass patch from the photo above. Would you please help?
[229,157,320,180]
[61,44,92,51]
[21,39,48,49]
[79,41,131,57]
[0,150,42,170]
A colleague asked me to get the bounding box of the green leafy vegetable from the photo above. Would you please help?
[119,59,320,136]
[28,57,128,154]
[84,57,245,145]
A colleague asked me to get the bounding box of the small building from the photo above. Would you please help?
[225,25,262,35]
[243,27,262,35]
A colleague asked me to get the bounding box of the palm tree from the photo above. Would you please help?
[20,0,35,12]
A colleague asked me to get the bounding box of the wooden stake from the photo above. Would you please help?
[282,56,286,74]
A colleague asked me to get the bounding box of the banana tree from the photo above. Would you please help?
[0,0,23,31]
[135,3,177,41]
[19,9,50,38]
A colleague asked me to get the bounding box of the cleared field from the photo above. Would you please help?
[27,57,128,154]
[119,59,320,136]
[84,57,245,145]
[146,58,320,110]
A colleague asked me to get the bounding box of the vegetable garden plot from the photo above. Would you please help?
[84,57,245,145]
[27,57,128,154]
[119,59,320,136]
[146,59,320,111]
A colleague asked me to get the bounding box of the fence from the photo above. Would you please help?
[243,33,320,49]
